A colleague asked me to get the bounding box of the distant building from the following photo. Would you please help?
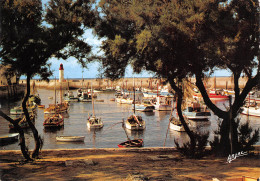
[0,65,18,86]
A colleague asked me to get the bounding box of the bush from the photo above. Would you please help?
[238,121,259,153]
[210,118,259,156]
[174,132,209,159]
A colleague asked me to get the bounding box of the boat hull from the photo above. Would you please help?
[87,117,104,129]
[56,136,85,142]
[0,133,19,144]
[118,139,143,148]
[125,121,145,130]
[43,114,64,128]
[241,107,260,117]
[170,122,185,132]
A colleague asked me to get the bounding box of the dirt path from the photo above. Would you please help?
[0,148,259,181]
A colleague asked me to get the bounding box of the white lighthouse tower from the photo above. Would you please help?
[59,63,64,83]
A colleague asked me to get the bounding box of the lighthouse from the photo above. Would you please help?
[59,63,64,82]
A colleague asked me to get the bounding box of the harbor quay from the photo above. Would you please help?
[19,76,249,90]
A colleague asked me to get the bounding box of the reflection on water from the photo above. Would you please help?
[0,88,259,150]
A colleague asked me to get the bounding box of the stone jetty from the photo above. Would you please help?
[19,76,248,90]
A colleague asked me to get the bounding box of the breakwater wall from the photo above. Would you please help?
[19,77,248,90]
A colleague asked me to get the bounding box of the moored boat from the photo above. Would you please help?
[183,102,211,121]
[64,91,79,102]
[125,114,145,130]
[56,135,85,142]
[43,114,64,128]
[10,104,36,115]
[118,139,144,148]
[241,105,260,117]
[44,102,69,114]
[9,114,36,129]
[133,104,155,112]
[87,116,104,129]
[153,95,174,111]
[170,117,186,132]
[87,83,104,129]
[0,133,19,145]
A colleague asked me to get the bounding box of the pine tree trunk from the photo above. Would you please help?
[0,110,32,161]
[168,79,196,152]
[22,73,42,158]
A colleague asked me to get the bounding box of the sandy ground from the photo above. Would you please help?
[0,147,259,181]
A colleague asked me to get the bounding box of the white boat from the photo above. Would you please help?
[10,105,36,115]
[87,116,104,129]
[241,106,260,117]
[143,92,158,98]
[56,136,85,142]
[64,91,79,102]
[125,114,145,130]
[0,133,19,144]
[169,117,185,132]
[153,96,174,111]
[79,91,91,102]
[116,96,133,104]
[87,83,104,129]
[183,102,211,121]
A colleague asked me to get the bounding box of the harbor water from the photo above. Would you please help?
[0,88,259,150]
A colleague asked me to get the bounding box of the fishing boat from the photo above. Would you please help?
[9,114,35,129]
[44,79,69,114]
[134,104,155,112]
[44,103,69,114]
[56,135,85,142]
[125,115,145,130]
[64,91,79,102]
[43,114,64,128]
[87,83,104,129]
[10,103,36,115]
[183,102,211,121]
[169,117,186,132]
[193,90,229,101]
[125,78,146,130]
[118,139,143,148]
[133,98,155,112]
[208,90,229,100]
[207,77,229,100]
[119,97,134,104]
[79,91,91,102]
[87,116,104,129]
[153,95,174,111]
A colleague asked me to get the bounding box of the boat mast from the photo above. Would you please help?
[133,76,135,114]
[91,82,95,117]
[60,80,62,104]
[54,77,57,115]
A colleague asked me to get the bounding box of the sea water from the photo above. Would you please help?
[0,88,259,150]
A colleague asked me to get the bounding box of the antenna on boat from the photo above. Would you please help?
[133,76,135,114]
